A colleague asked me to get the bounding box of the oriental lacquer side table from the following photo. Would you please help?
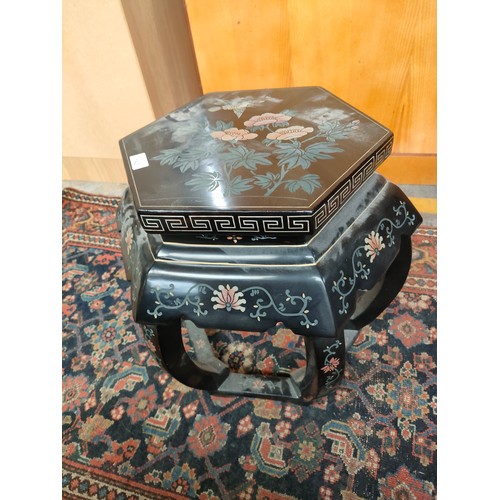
[116,86,422,404]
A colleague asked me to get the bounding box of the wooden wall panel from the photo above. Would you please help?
[62,0,155,161]
[63,0,202,182]
[63,0,436,186]
[121,0,203,118]
[185,0,437,156]
[62,157,127,184]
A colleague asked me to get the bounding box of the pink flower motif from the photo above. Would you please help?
[276,421,291,439]
[266,125,314,140]
[379,466,435,500]
[183,401,199,419]
[210,128,257,141]
[284,403,302,421]
[243,112,291,127]
[321,357,341,373]
[187,414,229,457]
[62,374,90,413]
[376,331,388,346]
[364,231,385,262]
[237,415,254,437]
[319,486,334,500]
[84,392,97,411]
[390,313,428,348]
[89,299,105,311]
[256,355,277,375]
[163,386,175,401]
[211,284,246,312]
[111,405,125,421]
[126,385,157,423]
[323,464,340,484]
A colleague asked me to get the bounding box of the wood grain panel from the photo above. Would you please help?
[121,0,203,118]
[407,197,437,215]
[377,154,437,185]
[62,157,127,184]
[62,0,155,159]
[185,0,436,156]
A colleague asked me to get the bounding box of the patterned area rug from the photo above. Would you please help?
[62,188,437,499]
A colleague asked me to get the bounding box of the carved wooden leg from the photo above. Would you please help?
[301,332,347,401]
[149,320,230,391]
[348,235,412,331]
[145,319,348,404]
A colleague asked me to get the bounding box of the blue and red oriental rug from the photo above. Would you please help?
[62,188,437,499]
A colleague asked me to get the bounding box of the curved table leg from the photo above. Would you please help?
[145,319,346,404]
[138,238,411,402]
[151,320,230,392]
[348,235,413,331]
[300,332,346,401]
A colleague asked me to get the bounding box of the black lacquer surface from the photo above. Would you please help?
[117,87,420,402]
[119,87,393,239]
[117,173,421,403]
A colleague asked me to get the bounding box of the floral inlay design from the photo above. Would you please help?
[147,283,318,328]
[322,340,343,387]
[207,95,283,118]
[266,125,314,141]
[211,284,247,312]
[331,202,416,315]
[196,234,277,244]
[210,128,258,141]
[243,112,291,127]
[364,231,386,262]
[152,99,360,198]
[321,356,341,373]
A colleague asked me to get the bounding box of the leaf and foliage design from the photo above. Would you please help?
[152,106,360,197]
[331,202,417,315]
[146,283,318,328]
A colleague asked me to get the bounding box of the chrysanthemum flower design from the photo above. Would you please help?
[211,284,247,312]
[266,125,314,140]
[210,128,258,141]
[321,357,341,373]
[364,231,386,262]
[243,112,291,127]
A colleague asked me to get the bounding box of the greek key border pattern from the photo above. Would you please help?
[138,137,393,236]
[140,213,311,234]
[313,137,392,230]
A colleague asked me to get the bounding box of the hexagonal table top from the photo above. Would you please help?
[119,86,393,237]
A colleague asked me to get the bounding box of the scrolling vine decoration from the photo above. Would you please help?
[146,283,318,329]
[331,202,416,315]
[322,340,343,388]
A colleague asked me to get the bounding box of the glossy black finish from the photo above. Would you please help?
[119,86,394,240]
[117,173,422,403]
